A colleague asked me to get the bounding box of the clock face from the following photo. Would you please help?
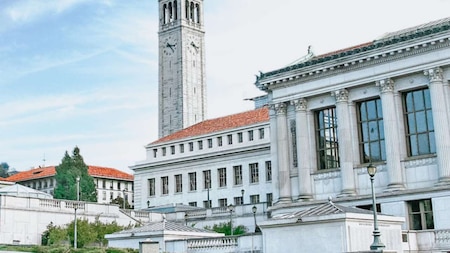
[187,35,200,55]
[163,36,177,56]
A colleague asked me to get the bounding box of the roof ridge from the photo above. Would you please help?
[151,107,269,144]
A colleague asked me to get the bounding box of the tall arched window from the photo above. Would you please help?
[195,3,200,24]
[163,4,167,24]
[190,2,194,21]
[185,0,189,19]
[168,2,173,21]
[173,0,178,20]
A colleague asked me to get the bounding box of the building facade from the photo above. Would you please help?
[7,166,134,207]
[132,108,272,210]
[255,17,450,236]
[159,0,207,137]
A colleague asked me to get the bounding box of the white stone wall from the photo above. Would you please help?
[0,194,152,245]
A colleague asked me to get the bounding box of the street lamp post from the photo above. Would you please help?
[241,189,245,205]
[74,176,80,249]
[252,205,260,232]
[367,164,385,251]
[228,204,234,236]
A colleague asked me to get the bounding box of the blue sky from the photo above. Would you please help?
[1,0,450,173]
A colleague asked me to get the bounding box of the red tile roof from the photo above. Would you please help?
[6,165,133,182]
[0,177,13,182]
[152,107,269,144]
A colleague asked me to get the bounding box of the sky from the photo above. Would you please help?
[1,0,450,174]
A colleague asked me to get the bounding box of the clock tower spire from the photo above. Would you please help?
[158,0,206,138]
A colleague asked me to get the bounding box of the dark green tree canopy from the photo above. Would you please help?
[54,146,97,202]
[0,162,9,178]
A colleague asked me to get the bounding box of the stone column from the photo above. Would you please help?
[424,67,450,184]
[333,89,356,196]
[273,102,292,204]
[291,98,313,200]
[376,78,405,190]
[269,105,280,203]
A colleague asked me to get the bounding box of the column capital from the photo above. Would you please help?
[376,78,395,93]
[424,67,443,83]
[271,102,287,115]
[332,89,349,103]
[291,98,307,111]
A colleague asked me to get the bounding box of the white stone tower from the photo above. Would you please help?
[158,0,206,138]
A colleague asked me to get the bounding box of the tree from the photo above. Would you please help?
[110,196,131,209]
[54,146,97,202]
[67,218,97,248]
[41,218,132,248]
[204,222,247,235]
[0,162,9,178]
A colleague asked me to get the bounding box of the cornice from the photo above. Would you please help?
[256,30,450,91]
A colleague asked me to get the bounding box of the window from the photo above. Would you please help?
[198,140,203,150]
[153,149,157,158]
[233,165,243,185]
[404,88,435,156]
[189,172,197,191]
[250,194,260,204]
[250,163,259,183]
[259,128,265,139]
[170,145,175,155]
[265,161,272,181]
[110,192,114,200]
[118,181,121,190]
[110,181,113,189]
[234,196,243,205]
[162,147,166,156]
[102,191,106,200]
[248,130,254,141]
[180,144,184,153]
[203,200,212,208]
[161,176,169,195]
[175,174,182,193]
[217,136,223,146]
[238,132,243,143]
[266,193,273,207]
[408,199,434,230]
[358,98,385,163]
[203,170,211,189]
[208,138,213,148]
[189,142,194,151]
[218,198,228,207]
[316,107,339,170]
[189,202,197,207]
[218,168,227,187]
[50,179,54,187]
[227,134,233,145]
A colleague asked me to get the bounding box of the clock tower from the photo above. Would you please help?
[158,0,206,138]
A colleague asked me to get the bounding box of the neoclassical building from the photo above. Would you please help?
[255,17,450,237]
[132,108,272,209]
[131,1,450,250]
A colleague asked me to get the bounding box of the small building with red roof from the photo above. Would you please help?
[7,165,134,207]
